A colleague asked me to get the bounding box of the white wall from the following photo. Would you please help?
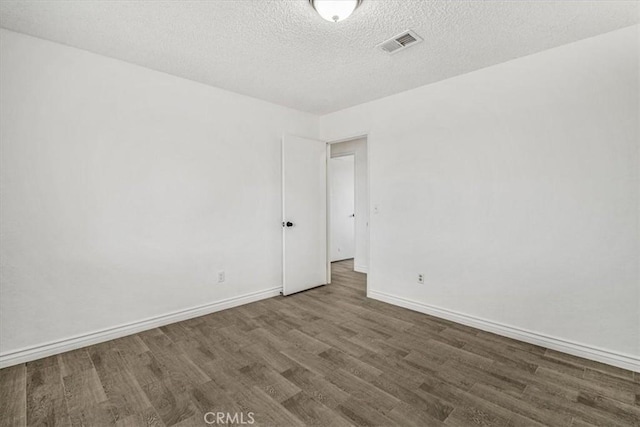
[331,138,369,272]
[330,155,355,262]
[2,24,638,371]
[0,29,318,364]
[320,26,640,369]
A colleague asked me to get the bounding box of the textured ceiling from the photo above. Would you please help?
[0,1,638,114]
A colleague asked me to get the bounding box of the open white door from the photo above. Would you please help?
[282,134,328,296]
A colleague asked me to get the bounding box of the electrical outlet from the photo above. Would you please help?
[418,273,424,284]
[218,271,225,283]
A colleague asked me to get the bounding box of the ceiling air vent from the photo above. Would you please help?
[377,30,422,54]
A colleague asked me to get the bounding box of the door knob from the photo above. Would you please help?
[282,221,294,227]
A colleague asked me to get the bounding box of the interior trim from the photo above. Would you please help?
[0,286,281,369]
[354,264,369,274]
[368,289,640,373]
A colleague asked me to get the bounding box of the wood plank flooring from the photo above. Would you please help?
[1,259,639,426]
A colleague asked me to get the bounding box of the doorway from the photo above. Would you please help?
[280,134,367,296]
[329,137,368,289]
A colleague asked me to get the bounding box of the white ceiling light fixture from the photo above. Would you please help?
[309,0,362,23]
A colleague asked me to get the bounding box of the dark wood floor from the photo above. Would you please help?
[1,259,638,426]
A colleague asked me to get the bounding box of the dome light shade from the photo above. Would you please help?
[309,0,362,23]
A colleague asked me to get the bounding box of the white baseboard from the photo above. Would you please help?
[368,290,640,373]
[354,264,368,274]
[0,287,282,369]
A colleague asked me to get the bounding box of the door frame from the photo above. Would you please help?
[280,132,369,294]
[326,134,370,282]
